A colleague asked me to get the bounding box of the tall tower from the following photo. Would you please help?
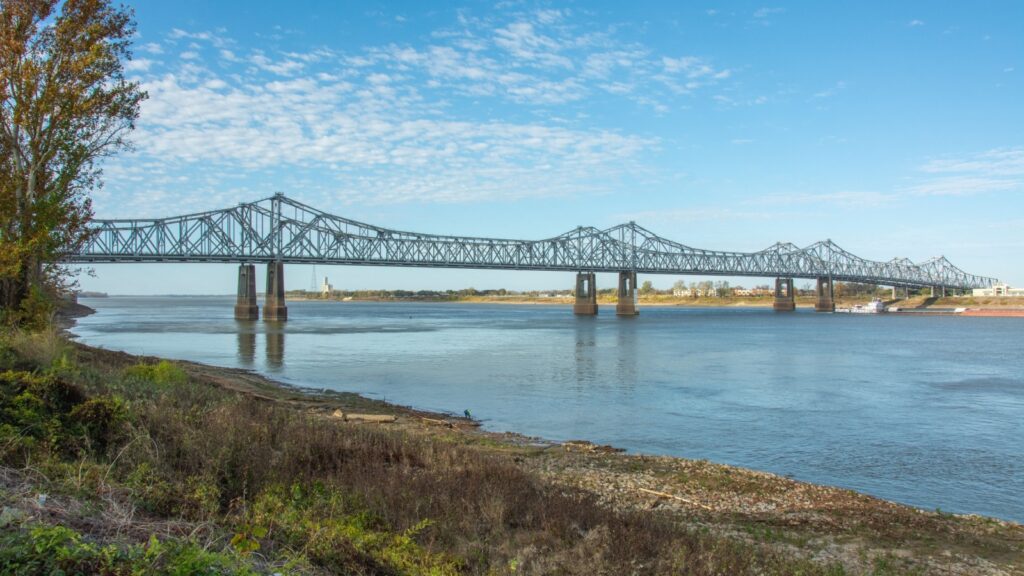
[309,265,317,292]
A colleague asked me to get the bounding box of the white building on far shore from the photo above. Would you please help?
[973,283,1024,297]
[320,276,333,296]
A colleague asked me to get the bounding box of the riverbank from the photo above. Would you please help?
[64,343,1024,573]
[287,292,1024,312]
[1,308,1018,574]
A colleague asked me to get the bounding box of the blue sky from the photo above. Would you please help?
[80,1,1024,294]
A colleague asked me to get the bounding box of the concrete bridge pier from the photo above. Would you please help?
[573,272,598,315]
[773,277,796,311]
[264,261,288,321]
[616,271,639,316]
[815,276,835,312]
[233,264,259,320]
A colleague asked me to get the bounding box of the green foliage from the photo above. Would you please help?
[0,0,146,321]
[124,462,177,516]
[230,523,267,556]
[123,360,188,386]
[68,395,128,453]
[0,327,71,372]
[10,287,54,331]
[0,369,125,461]
[249,483,461,575]
[0,523,260,575]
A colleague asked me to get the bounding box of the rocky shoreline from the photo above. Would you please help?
[59,305,1024,574]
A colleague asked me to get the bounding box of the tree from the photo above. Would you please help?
[639,280,654,295]
[0,0,145,324]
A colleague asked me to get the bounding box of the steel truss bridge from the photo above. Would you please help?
[69,193,996,290]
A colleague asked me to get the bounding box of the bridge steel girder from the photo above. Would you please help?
[68,194,998,291]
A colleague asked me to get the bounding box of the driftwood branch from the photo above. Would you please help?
[639,487,713,510]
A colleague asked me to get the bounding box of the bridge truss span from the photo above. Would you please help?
[70,194,997,290]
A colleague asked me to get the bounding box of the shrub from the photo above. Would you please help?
[68,396,128,454]
[248,483,461,575]
[0,327,69,371]
[122,360,188,386]
[0,523,260,575]
[0,370,126,460]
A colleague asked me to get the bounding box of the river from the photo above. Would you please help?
[72,296,1024,522]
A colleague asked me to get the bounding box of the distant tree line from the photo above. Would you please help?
[289,280,897,301]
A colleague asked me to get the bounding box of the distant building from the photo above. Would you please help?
[320,276,333,296]
[673,288,714,297]
[732,288,772,297]
[973,283,1024,297]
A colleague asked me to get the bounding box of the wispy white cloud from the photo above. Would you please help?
[919,148,1024,176]
[754,190,894,208]
[124,58,154,72]
[905,177,1019,197]
[908,148,1024,196]
[908,19,925,27]
[494,21,573,69]
[811,80,847,100]
[108,45,653,212]
[344,9,730,108]
[100,8,750,213]
[753,7,785,19]
[615,207,788,228]
[249,52,305,76]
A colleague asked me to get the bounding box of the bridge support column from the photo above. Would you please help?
[234,264,259,320]
[815,276,835,312]
[573,272,598,315]
[773,278,796,312]
[263,261,288,321]
[616,271,639,316]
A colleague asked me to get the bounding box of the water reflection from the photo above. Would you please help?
[235,325,256,365]
[615,319,638,390]
[573,318,597,388]
[265,325,285,369]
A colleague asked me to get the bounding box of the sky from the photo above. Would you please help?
[78,1,1024,294]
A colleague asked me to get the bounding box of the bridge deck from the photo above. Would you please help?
[69,194,997,290]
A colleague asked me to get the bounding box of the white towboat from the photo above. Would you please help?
[836,298,887,314]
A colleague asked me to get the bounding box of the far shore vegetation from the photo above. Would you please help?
[283,280,1009,307]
